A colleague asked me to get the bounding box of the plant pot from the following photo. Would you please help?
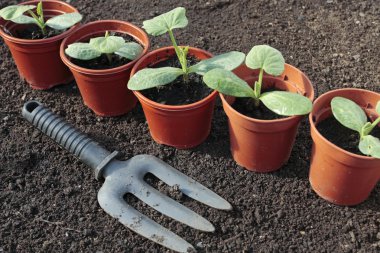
[220,64,314,172]
[309,88,380,206]
[131,46,217,149]
[60,20,150,117]
[0,0,80,90]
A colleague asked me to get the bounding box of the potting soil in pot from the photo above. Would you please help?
[140,56,212,105]
[317,116,380,155]
[6,25,62,39]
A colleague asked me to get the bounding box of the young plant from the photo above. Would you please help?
[331,97,380,158]
[127,7,245,90]
[203,45,312,116]
[65,31,143,64]
[0,1,82,36]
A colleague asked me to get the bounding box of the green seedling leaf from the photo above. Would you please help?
[376,101,380,115]
[142,7,188,36]
[11,14,37,24]
[331,97,367,133]
[0,5,35,20]
[115,42,143,60]
[89,35,125,54]
[65,43,101,60]
[246,45,285,76]
[46,12,82,30]
[128,67,183,91]
[189,51,245,75]
[359,135,380,158]
[259,91,312,116]
[45,12,82,30]
[36,1,42,16]
[203,68,255,98]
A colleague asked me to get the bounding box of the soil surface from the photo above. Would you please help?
[9,25,62,40]
[70,33,138,70]
[140,56,212,105]
[317,116,380,156]
[232,88,286,120]
[1,0,380,253]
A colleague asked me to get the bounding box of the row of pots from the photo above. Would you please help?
[0,1,379,206]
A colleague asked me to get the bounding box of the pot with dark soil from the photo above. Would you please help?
[60,20,150,116]
[309,88,380,206]
[128,7,244,148]
[203,45,314,172]
[0,0,82,89]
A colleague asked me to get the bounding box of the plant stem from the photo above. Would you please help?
[168,29,188,78]
[106,53,113,64]
[252,68,264,107]
[27,10,46,35]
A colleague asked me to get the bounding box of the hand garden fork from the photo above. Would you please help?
[22,101,232,253]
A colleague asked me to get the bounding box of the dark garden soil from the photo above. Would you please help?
[9,25,62,39]
[317,117,380,156]
[140,56,212,105]
[70,33,138,70]
[232,97,285,120]
[1,0,380,253]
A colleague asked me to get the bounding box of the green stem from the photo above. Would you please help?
[28,10,46,35]
[168,29,188,75]
[252,68,264,107]
[106,53,113,64]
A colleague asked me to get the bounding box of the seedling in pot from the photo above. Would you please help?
[127,7,245,90]
[0,1,82,36]
[203,45,312,116]
[65,31,144,64]
[331,97,380,158]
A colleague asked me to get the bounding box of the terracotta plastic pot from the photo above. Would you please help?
[220,64,315,172]
[0,0,79,90]
[309,88,380,206]
[60,20,149,116]
[131,46,217,149]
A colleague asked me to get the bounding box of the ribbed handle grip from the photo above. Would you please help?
[22,101,118,180]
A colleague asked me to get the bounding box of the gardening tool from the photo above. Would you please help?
[22,101,232,253]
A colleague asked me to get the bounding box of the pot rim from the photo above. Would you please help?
[309,88,380,161]
[0,0,80,44]
[59,20,150,75]
[131,46,218,111]
[219,73,312,124]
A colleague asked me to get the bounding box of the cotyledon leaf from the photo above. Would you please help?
[142,7,188,36]
[0,5,35,20]
[376,101,380,115]
[245,45,285,76]
[11,15,37,24]
[89,35,125,54]
[259,91,312,116]
[115,42,143,60]
[359,135,380,158]
[331,97,367,133]
[203,68,255,98]
[189,51,245,75]
[65,43,101,60]
[128,67,184,91]
[46,12,82,30]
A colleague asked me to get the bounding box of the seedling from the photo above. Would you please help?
[203,45,312,116]
[0,1,82,36]
[127,7,244,90]
[331,97,380,158]
[65,31,143,64]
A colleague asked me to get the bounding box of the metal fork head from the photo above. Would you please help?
[97,155,232,253]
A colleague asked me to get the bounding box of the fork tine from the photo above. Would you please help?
[132,181,215,232]
[141,155,232,210]
[97,185,196,253]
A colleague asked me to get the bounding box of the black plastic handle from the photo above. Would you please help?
[22,101,119,180]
